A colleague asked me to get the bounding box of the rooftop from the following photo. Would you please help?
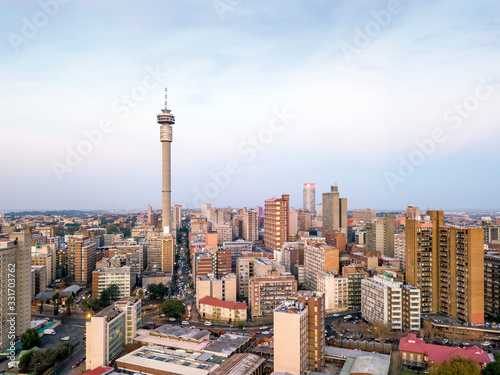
[203,333,251,356]
[199,296,247,310]
[340,354,390,375]
[152,324,210,342]
[400,333,491,365]
[211,353,266,375]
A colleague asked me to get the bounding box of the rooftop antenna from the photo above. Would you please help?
[164,87,168,110]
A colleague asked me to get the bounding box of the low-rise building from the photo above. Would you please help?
[199,296,247,323]
[196,273,237,308]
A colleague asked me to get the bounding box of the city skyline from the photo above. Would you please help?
[1,1,500,212]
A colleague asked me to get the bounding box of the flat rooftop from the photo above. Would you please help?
[203,333,251,356]
[116,345,223,375]
[152,324,210,341]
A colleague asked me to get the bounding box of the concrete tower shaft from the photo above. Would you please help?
[157,88,175,233]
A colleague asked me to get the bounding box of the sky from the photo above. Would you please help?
[1,0,499,212]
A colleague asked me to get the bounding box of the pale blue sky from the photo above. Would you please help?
[1,0,499,211]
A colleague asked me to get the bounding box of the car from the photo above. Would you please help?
[181,321,189,325]
[160,314,165,317]
[169,317,176,321]
[260,326,269,330]
[254,331,261,334]
[72,362,80,368]
[204,321,213,326]
[80,356,86,362]
[332,313,339,317]
[58,309,64,313]
[61,336,70,341]
[262,331,270,335]
[482,341,491,346]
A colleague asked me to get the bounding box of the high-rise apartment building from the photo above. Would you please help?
[405,211,484,324]
[484,253,500,319]
[303,183,316,214]
[249,274,297,318]
[274,291,325,374]
[483,223,500,245]
[0,232,32,351]
[361,274,420,331]
[303,240,339,290]
[322,185,347,233]
[366,215,395,257]
[264,194,290,250]
[146,231,174,272]
[405,204,420,220]
[317,272,348,312]
[242,210,259,243]
[67,235,96,285]
[92,266,132,299]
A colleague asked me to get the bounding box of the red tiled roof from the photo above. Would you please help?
[199,296,247,310]
[400,333,491,365]
[84,366,114,375]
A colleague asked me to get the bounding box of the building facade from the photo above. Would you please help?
[264,194,290,250]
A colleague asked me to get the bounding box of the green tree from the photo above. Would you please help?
[106,224,118,234]
[21,328,41,350]
[138,289,144,299]
[161,299,186,318]
[482,359,500,375]
[436,356,481,375]
[236,321,246,329]
[65,296,72,316]
[52,293,60,315]
[87,297,102,313]
[122,228,131,238]
[18,351,33,373]
[147,283,166,300]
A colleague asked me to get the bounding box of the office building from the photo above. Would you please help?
[322,185,347,233]
[303,183,316,214]
[67,235,97,285]
[264,194,290,250]
[242,210,259,243]
[213,223,232,246]
[92,266,132,299]
[86,296,142,370]
[274,291,325,374]
[317,272,348,312]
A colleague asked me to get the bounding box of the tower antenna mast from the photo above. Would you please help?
[164,87,168,110]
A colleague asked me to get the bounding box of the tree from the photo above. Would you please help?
[138,289,144,299]
[18,351,33,373]
[63,275,74,286]
[65,296,72,316]
[99,284,120,307]
[39,299,44,314]
[147,283,166,300]
[21,328,41,350]
[52,293,60,315]
[236,321,246,329]
[161,299,186,318]
[122,228,131,238]
[435,356,481,375]
[106,224,118,234]
[482,361,500,375]
[87,297,102,313]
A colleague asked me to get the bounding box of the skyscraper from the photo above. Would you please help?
[264,194,289,250]
[322,185,347,233]
[157,87,175,233]
[303,183,316,214]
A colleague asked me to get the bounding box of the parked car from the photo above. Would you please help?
[332,313,339,317]
[169,317,176,321]
[262,331,270,335]
[260,326,269,330]
[204,321,213,326]
[254,331,261,334]
[61,336,70,341]
[72,362,80,368]
[181,321,189,325]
